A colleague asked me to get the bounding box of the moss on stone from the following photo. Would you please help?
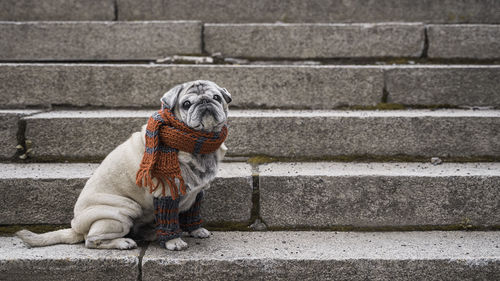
[247,155,278,165]
[204,222,251,231]
[408,104,462,109]
[375,103,407,110]
[385,58,412,65]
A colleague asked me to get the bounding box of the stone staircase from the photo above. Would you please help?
[0,0,499,280]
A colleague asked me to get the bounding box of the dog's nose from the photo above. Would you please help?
[200,98,209,104]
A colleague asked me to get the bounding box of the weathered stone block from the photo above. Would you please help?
[427,25,500,59]
[386,66,500,107]
[0,21,202,60]
[202,163,253,223]
[0,163,95,225]
[142,231,500,280]
[228,110,500,158]
[0,0,115,21]
[24,110,149,161]
[259,162,500,228]
[118,0,500,23]
[0,64,383,109]
[0,110,40,160]
[23,110,500,160]
[0,163,252,224]
[0,237,140,281]
[205,23,424,58]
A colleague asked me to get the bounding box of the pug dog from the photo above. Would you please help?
[16,80,231,251]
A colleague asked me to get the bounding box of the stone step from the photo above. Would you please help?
[0,21,202,61]
[0,162,253,225]
[205,23,425,59]
[1,23,499,60]
[0,0,115,21]
[143,231,500,280]
[0,110,41,159]
[1,64,499,109]
[117,0,500,24]
[385,65,500,107]
[0,236,141,281]
[259,162,500,229]
[2,232,499,280]
[20,109,500,161]
[1,162,499,228]
[3,1,499,24]
[1,1,498,23]
[206,24,500,60]
[427,24,500,59]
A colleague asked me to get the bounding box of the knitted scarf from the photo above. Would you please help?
[136,104,228,199]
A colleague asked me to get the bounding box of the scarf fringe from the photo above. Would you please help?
[136,169,187,199]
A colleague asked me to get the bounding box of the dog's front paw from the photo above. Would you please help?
[164,238,188,251]
[190,227,210,238]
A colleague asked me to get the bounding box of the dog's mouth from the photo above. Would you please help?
[195,102,222,120]
[193,118,225,132]
[199,105,215,117]
[186,102,226,132]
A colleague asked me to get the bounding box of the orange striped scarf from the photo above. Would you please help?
[136,106,228,199]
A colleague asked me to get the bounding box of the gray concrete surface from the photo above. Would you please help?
[0,64,383,109]
[202,163,253,223]
[0,110,40,160]
[205,23,424,58]
[2,64,498,109]
[227,109,500,158]
[0,21,201,60]
[428,25,500,59]
[22,109,500,160]
[0,237,140,281]
[24,110,149,161]
[0,0,115,21]
[259,162,500,228]
[117,0,500,23]
[142,231,500,280]
[0,163,94,225]
[0,163,252,224]
[386,65,500,107]
[2,232,498,280]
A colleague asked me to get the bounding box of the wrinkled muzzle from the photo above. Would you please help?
[188,100,227,132]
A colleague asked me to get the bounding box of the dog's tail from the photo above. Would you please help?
[15,228,84,247]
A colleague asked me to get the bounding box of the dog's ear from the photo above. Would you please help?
[160,84,184,109]
[218,87,232,104]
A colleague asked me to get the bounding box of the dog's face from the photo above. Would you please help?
[161,80,232,132]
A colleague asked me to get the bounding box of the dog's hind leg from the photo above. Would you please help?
[129,222,157,242]
[85,219,137,250]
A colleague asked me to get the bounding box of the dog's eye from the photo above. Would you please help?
[182,100,192,109]
[213,95,221,103]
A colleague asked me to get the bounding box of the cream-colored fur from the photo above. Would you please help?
[16,80,230,251]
